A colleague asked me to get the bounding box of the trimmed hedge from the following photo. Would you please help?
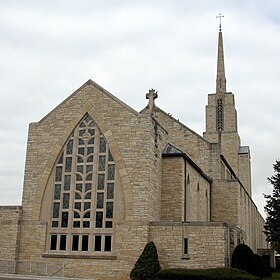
[130,241,161,280]
[156,268,260,280]
[231,244,271,278]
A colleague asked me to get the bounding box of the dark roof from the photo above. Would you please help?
[239,146,250,155]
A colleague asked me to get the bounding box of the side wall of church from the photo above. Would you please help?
[149,222,230,269]
[187,163,211,222]
[211,180,239,225]
[220,133,241,178]
[238,153,251,195]
[0,206,22,260]
[153,110,213,175]
[238,185,267,252]
[211,179,266,253]
[161,157,184,222]
[161,156,211,222]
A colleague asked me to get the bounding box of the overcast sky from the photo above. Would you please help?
[1,0,279,217]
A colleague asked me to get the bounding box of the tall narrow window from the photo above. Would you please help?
[217,98,223,131]
[49,114,116,253]
[184,238,188,255]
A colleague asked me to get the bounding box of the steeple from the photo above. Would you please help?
[216,14,226,94]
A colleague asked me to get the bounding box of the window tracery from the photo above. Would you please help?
[49,114,116,254]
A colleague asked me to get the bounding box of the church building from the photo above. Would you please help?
[0,24,267,279]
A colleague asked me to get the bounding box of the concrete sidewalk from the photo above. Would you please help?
[0,274,88,280]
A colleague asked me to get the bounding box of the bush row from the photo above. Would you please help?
[156,268,260,280]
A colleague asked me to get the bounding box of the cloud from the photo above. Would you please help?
[0,0,279,218]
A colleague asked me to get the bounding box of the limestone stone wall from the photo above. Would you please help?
[21,80,163,223]
[161,155,211,223]
[151,108,213,176]
[204,92,241,178]
[238,185,266,251]
[0,206,22,260]
[17,81,169,279]
[220,133,241,177]
[149,222,229,269]
[187,163,211,222]
[211,178,266,252]
[238,153,251,196]
[223,93,238,133]
[161,156,184,222]
[204,93,238,140]
[211,180,239,225]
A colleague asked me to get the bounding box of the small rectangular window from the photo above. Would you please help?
[61,212,68,228]
[106,202,113,218]
[52,221,58,227]
[60,235,67,250]
[82,235,89,251]
[104,236,112,252]
[52,202,60,218]
[98,174,105,190]
[64,175,71,190]
[184,238,188,255]
[54,184,61,200]
[94,235,102,251]
[55,167,62,182]
[83,221,90,228]
[50,235,57,250]
[72,235,79,251]
[95,212,103,228]
[63,193,70,209]
[105,221,113,228]
[65,157,72,172]
[97,193,104,208]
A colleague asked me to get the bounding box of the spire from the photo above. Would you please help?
[216,13,226,94]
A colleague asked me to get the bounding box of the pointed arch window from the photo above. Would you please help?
[49,113,116,254]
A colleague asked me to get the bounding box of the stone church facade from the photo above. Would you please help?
[0,27,267,279]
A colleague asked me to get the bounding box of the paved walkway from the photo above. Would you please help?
[0,274,85,280]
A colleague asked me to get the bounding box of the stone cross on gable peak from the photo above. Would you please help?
[146,88,158,111]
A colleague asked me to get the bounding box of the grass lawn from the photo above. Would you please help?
[265,272,280,279]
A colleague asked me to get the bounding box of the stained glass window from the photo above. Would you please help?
[54,184,61,200]
[99,137,106,153]
[64,175,71,190]
[98,174,105,190]
[55,167,62,182]
[97,193,104,208]
[66,140,73,155]
[98,156,106,171]
[62,193,70,209]
[108,165,115,180]
[65,157,72,172]
[49,113,116,253]
[53,202,60,218]
[61,212,68,228]
[107,183,114,199]
[106,202,113,218]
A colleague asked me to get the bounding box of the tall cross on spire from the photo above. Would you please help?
[216,13,224,32]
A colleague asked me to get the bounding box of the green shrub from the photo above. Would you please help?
[254,254,271,278]
[156,268,260,279]
[231,244,272,278]
[130,241,161,280]
[231,244,256,275]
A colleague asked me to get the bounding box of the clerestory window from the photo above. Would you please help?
[48,113,116,254]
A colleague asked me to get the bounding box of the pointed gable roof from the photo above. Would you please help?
[39,79,138,123]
